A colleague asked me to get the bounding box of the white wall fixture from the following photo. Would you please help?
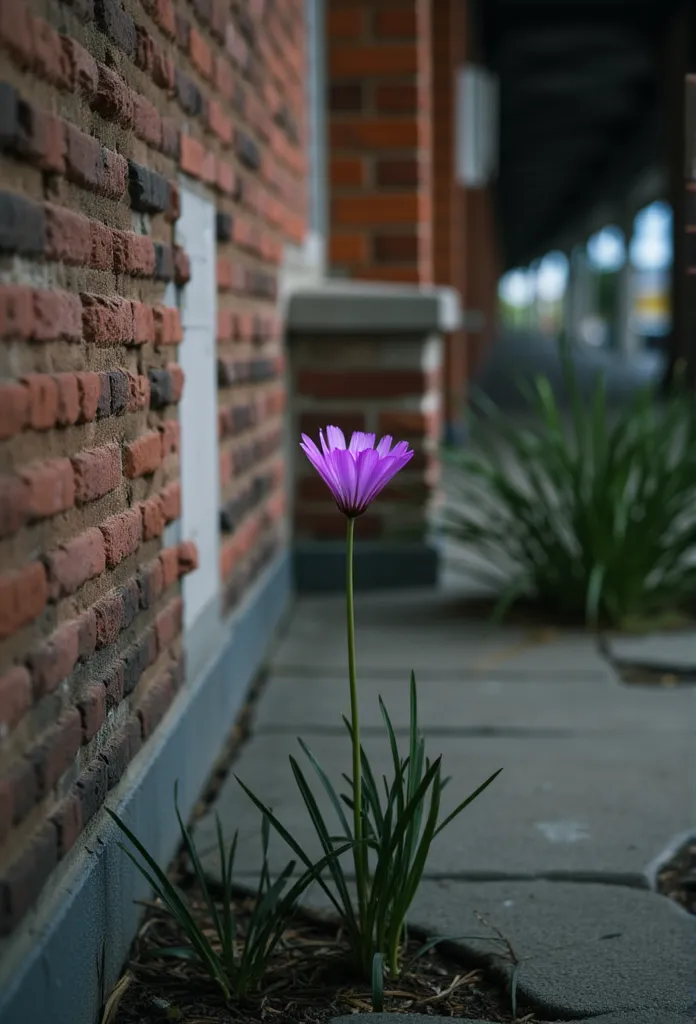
[456,65,499,188]
[176,182,220,632]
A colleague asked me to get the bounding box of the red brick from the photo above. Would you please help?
[139,557,164,609]
[159,481,181,521]
[140,495,165,540]
[189,26,213,78]
[53,373,80,426]
[0,667,31,736]
[153,305,182,346]
[26,620,80,696]
[375,158,420,188]
[154,0,175,36]
[214,53,234,100]
[167,364,185,403]
[19,458,75,520]
[77,683,106,742]
[159,546,179,588]
[0,285,32,340]
[114,232,155,277]
[93,62,133,127]
[328,8,364,36]
[152,49,175,90]
[102,662,125,710]
[207,99,233,144]
[45,529,106,598]
[94,592,123,648]
[330,157,365,187]
[31,15,70,88]
[51,793,83,856]
[89,221,113,271]
[374,9,417,37]
[124,432,162,478]
[0,0,34,69]
[81,293,134,345]
[179,133,205,178]
[0,384,28,440]
[135,672,174,738]
[299,369,428,399]
[126,371,150,412]
[330,233,368,264]
[375,83,418,112]
[44,203,91,265]
[32,289,82,343]
[166,180,181,221]
[71,444,121,504]
[100,509,142,568]
[129,302,154,346]
[0,823,58,934]
[173,247,190,286]
[131,91,161,147]
[30,709,82,793]
[332,193,418,226]
[75,372,101,422]
[155,596,182,653]
[64,123,101,190]
[177,540,198,576]
[330,43,417,76]
[60,36,98,98]
[160,419,180,458]
[22,374,59,431]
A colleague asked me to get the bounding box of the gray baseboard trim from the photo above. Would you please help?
[0,550,292,1024]
[293,541,439,591]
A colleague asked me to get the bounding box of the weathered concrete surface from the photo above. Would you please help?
[409,879,695,1019]
[198,730,691,883]
[270,592,612,680]
[195,589,696,1024]
[606,630,696,675]
[253,671,693,734]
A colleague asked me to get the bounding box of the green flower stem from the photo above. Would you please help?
[346,516,367,931]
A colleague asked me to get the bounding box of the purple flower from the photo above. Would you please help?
[300,426,413,517]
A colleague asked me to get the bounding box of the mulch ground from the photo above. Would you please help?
[105,886,537,1024]
[657,838,696,917]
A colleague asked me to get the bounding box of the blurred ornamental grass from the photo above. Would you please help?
[440,350,696,629]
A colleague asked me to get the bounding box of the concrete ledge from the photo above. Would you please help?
[0,550,292,1024]
[286,281,462,334]
[293,541,439,591]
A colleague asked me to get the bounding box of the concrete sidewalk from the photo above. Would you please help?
[195,588,696,1023]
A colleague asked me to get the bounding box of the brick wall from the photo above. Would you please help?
[327,0,432,284]
[291,331,442,544]
[0,0,305,936]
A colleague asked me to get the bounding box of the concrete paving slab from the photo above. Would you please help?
[407,880,696,1019]
[271,595,611,679]
[253,671,694,735]
[606,631,696,675]
[195,730,691,883]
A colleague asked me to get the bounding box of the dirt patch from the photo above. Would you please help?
[105,890,539,1024]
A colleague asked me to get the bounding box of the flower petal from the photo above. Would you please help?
[349,431,376,454]
[361,449,414,507]
[325,425,347,451]
[331,448,359,513]
[353,447,381,511]
[300,439,343,503]
[376,434,394,457]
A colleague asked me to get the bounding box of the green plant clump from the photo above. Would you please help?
[440,352,696,628]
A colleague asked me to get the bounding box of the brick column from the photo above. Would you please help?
[327,0,433,284]
[287,285,449,590]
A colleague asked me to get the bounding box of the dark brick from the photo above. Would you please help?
[175,69,203,117]
[330,82,363,112]
[51,793,83,856]
[191,0,212,23]
[102,661,124,709]
[0,192,45,255]
[235,130,260,170]
[94,0,136,57]
[65,0,95,18]
[216,212,233,241]
[121,638,149,695]
[96,373,111,418]
[8,758,38,824]
[0,83,19,152]
[175,11,190,49]
[127,161,170,214]
[108,370,129,415]
[98,722,133,788]
[77,610,97,662]
[73,759,107,825]
[28,711,82,795]
[0,824,58,935]
[119,577,140,629]
[153,243,174,281]
[138,559,163,610]
[148,368,173,408]
[161,118,179,160]
[76,683,106,742]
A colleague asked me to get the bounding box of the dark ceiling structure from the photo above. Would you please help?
[478,0,684,270]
